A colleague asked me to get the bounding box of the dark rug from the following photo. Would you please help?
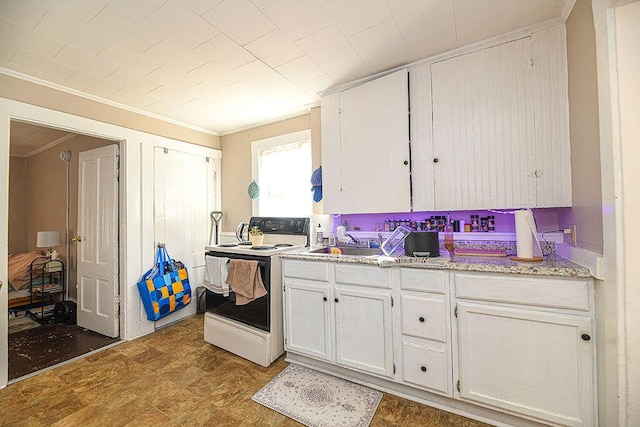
[8,322,120,380]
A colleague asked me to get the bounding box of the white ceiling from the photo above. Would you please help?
[0,0,570,135]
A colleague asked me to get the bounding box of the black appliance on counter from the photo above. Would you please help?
[404,231,440,257]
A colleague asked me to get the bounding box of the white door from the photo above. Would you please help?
[334,287,394,377]
[154,147,217,327]
[77,145,119,338]
[283,280,332,361]
[456,302,595,426]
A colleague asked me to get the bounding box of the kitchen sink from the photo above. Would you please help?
[309,246,383,256]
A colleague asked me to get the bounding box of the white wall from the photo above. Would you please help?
[0,98,221,389]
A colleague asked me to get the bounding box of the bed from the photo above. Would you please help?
[7,251,60,309]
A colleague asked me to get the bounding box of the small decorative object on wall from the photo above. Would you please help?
[311,166,322,202]
[248,180,260,199]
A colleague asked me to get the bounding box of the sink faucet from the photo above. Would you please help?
[345,233,359,245]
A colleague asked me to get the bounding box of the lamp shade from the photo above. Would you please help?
[36,231,61,248]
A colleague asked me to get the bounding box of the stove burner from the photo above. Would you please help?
[251,245,276,250]
[217,243,238,247]
[238,241,253,246]
[274,243,293,248]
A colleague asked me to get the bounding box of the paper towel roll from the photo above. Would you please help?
[515,209,542,258]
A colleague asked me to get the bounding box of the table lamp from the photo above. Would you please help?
[37,230,61,259]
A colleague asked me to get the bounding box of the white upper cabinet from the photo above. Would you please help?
[412,26,571,211]
[321,69,411,214]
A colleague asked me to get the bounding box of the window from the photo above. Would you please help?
[251,130,312,216]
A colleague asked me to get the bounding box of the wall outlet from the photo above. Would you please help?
[564,225,578,246]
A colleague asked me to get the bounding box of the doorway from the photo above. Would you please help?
[7,120,122,381]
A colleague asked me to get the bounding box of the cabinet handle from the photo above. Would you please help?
[323,296,327,302]
[421,366,427,372]
[581,333,591,341]
[403,160,409,165]
[433,158,439,163]
[419,316,425,323]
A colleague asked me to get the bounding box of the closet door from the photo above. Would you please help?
[154,147,218,327]
[431,38,537,210]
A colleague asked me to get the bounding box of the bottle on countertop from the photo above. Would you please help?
[316,223,324,246]
[444,213,454,253]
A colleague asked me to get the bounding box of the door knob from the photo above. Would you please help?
[433,158,439,163]
[581,334,591,341]
[323,297,327,302]
[71,236,82,242]
[421,366,427,372]
[419,316,425,323]
[403,160,409,165]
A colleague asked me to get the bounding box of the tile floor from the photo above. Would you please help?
[0,314,490,426]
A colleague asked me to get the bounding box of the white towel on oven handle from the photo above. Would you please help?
[203,255,230,296]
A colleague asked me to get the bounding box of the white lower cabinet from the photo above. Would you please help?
[283,260,394,378]
[454,272,596,427]
[283,260,596,427]
[284,281,332,361]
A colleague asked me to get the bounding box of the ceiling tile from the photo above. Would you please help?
[297,74,334,96]
[0,17,64,58]
[295,25,354,65]
[180,0,224,15]
[0,58,37,76]
[187,61,242,90]
[235,60,282,86]
[348,20,410,73]
[0,0,47,28]
[36,0,109,24]
[10,49,77,79]
[192,34,255,69]
[145,39,209,73]
[34,9,115,56]
[65,70,123,97]
[203,0,275,46]
[110,0,166,20]
[262,0,333,41]
[387,0,454,32]
[245,30,304,68]
[107,68,161,94]
[276,55,325,84]
[146,0,220,49]
[401,14,458,61]
[0,41,18,61]
[318,51,365,84]
[250,0,279,9]
[88,4,164,52]
[54,45,118,79]
[111,86,161,108]
[99,41,165,76]
[146,64,202,91]
[324,0,392,37]
[147,84,198,105]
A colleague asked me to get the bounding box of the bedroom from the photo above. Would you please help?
[7,121,121,380]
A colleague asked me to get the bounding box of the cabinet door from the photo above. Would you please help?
[320,92,342,213]
[284,281,332,361]
[338,69,410,214]
[456,302,595,426]
[334,287,394,377]
[431,38,537,210]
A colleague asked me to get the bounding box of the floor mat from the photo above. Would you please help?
[8,323,120,380]
[8,316,40,334]
[252,364,382,427]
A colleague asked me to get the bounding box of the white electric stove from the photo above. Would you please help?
[203,216,309,366]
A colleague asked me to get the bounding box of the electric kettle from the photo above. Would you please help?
[235,222,248,242]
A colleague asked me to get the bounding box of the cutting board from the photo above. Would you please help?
[454,248,507,257]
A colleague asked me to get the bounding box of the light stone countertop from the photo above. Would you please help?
[280,248,592,278]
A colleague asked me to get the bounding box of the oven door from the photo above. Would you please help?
[204,251,271,332]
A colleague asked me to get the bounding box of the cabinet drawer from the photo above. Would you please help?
[283,260,329,282]
[334,264,391,289]
[455,273,591,311]
[400,269,448,293]
[401,294,447,342]
[402,342,450,395]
